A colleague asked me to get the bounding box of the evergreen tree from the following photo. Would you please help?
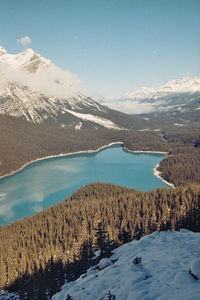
[94,222,111,257]
[107,290,116,300]
[66,294,73,300]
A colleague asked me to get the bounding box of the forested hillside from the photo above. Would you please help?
[0,183,200,299]
[0,114,168,177]
[158,132,200,186]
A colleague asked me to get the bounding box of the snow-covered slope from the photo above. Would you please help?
[0,46,53,72]
[1,46,140,129]
[106,77,200,125]
[53,230,200,300]
[126,77,200,100]
[0,81,120,128]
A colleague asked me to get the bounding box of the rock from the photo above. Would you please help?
[189,259,200,280]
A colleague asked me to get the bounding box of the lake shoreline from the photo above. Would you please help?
[0,142,174,188]
[0,142,123,180]
[122,147,174,188]
[123,148,168,155]
[153,163,175,188]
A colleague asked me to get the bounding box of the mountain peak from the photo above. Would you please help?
[22,47,35,56]
[0,46,149,130]
[124,77,200,100]
[24,47,34,53]
[0,46,53,72]
[0,46,7,56]
[0,46,122,129]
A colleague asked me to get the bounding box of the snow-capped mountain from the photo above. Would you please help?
[109,77,200,125]
[126,77,200,100]
[53,230,200,300]
[0,46,149,130]
[0,46,53,72]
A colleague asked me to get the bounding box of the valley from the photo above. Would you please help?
[0,40,200,300]
[0,108,199,299]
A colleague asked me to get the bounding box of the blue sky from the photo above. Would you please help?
[0,0,200,97]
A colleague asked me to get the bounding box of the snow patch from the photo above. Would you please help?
[63,109,121,130]
[173,123,185,126]
[138,128,149,131]
[75,122,82,130]
[0,290,20,299]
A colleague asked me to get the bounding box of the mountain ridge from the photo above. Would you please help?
[0,46,158,130]
[125,77,200,100]
[104,77,200,126]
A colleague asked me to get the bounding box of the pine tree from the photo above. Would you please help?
[93,222,111,257]
[107,290,116,300]
[66,293,73,300]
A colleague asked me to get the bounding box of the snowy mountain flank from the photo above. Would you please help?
[107,78,200,125]
[53,230,200,300]
[126,77,200,100]
[0,46,150,130]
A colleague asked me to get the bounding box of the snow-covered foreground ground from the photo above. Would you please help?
[53,230,200,300]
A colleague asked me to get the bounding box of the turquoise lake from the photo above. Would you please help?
[0,145,167,225]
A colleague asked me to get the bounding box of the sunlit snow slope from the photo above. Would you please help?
[53,230,200,300]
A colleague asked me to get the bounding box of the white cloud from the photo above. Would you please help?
[100,99,156,114]
[17,36,32,48]
[0,61,83,99]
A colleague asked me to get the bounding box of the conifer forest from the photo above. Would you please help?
[0,121,200,299]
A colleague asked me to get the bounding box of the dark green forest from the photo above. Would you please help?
[158,132,200,186]
[0,183,200,299]
[0,114,168,177]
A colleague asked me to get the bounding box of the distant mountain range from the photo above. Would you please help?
[112,77,200,126]
[126,77,200,100]
[0,46,156,130]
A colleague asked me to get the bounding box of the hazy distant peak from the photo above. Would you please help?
[125,77,200,100]
[162,77,200,91]
[125,86,154,99]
